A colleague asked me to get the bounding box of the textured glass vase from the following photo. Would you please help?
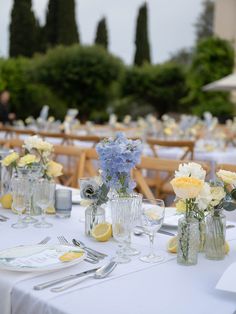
[177,216,199,266]
[199,219,206,252]
[85,204,105,236]
[205,211,226,260]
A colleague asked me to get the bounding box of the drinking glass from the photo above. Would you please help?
[140,199,165,263]
[18,164,42,224]
[55,189,72,218]
[123,193,142,256]
[33,179,55,228]
[110,196,134,264]
[11,177,27,229]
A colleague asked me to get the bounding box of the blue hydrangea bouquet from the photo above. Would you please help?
[96,132,142,196]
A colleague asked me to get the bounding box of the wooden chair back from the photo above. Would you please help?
[216,163,236,172]
[147,138,195,160]
[134,156,210,200]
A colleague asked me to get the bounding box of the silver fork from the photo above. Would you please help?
[38,237,51,245]
[57,236,99,264]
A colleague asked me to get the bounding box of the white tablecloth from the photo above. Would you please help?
[0,205,236,314]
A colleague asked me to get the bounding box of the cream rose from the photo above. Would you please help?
[170,177,204,199]
[18,154,38,167]
[217,170,236,185]
[24,135,53,153]
[46,161,63,178]
[2,152,19,167]
[210,186,226,207]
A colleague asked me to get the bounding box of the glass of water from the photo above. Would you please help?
[140,199,165,263]
[11,177,28,229]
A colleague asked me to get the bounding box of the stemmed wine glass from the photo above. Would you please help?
[11,177,28,229]
[140,199,165,263]
[33,179,55,228]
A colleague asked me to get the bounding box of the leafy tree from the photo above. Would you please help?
[134,3,151,66]
[185,37,234,118]
[122,63,187,116]
[169,48,193,67]
[9,0,38,57]
[44,0,79,48]
[95,17,109,50]
[195,0,214,42]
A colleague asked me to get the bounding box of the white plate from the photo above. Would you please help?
[0,244,86,272]
[163,207,182,228]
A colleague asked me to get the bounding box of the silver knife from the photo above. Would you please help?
[33,268,99,290]
[158,229,175,236]
[0,214,9,220]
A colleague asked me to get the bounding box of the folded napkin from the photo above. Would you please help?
[216,262,236,293]
[0,270,38,314]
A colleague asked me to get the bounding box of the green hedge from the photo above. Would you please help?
[121,63,188,116]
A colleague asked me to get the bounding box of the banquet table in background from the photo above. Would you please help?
[0,204,236,314]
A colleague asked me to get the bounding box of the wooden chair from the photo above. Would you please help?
[147,138,195,160]
[66,134,102,147]
[134,156,210,200]
[37,131,68,145]
[78,148,99,180]
[216,163,236,172]
[4,138,24,153]
[53,144,86,188]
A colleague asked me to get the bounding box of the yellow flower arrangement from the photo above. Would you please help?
[170,177,204,199]
[18,154,38,167]
[2,152,19,167]
[46,160,63,178]
[217,170,236,185]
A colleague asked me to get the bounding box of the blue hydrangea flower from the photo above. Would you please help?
[96,132,142,194]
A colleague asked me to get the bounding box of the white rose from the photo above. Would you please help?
[175,162,206,180]
[210,186,226,207]
[217,170,236,185]
[196,182,212,210]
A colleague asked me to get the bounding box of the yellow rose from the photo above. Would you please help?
[210,186,226,207]
[164,127,173,136]
[176,199,186,213]
[46,161,63,178]
[2,152,19,167]
[18,154,37,167]
[217,170,236,185]
[170,177,204,199]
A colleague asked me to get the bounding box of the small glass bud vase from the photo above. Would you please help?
[177,215,199,266]
[85,204,105,236]
[205,210,226,260]
[199,219,206,252]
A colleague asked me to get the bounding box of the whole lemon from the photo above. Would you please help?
[1,193,13,209]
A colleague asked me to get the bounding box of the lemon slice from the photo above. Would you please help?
[1,193,13,209]
[225,241,230,254]
[146,210,159,220]
[167,236,178,253]
[91,222,112,242]
[59,251,84,262]
[46,206,56,214]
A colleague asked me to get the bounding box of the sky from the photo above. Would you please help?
[0,0,203,64]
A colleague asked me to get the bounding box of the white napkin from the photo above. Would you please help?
[0,270,38,314]
[216,262,236,293]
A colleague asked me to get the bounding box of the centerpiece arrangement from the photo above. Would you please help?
[171,162,236,265]
[1,136,63,219]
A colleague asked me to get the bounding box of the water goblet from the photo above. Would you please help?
[11,177,28,229]
[140,199,165,263]
[110,196,133,264]
[33,179,55,228]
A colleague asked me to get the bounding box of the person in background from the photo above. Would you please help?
[0,90,16,125]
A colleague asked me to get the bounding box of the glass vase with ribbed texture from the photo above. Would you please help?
[177,216,199,266]
[205,211,226,260]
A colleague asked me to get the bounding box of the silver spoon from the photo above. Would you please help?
[51,260,117,292]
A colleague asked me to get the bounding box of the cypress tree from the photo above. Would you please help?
[9,0,38,57]
[45,0,79,48]
[95,17,109,50]
[134,2,151,66]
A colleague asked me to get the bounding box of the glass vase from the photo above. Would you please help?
[205,211,226,260]
[85,204,105,236]
[177,216,199,266]
[199,219,206,252]
[1,165,13,198]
